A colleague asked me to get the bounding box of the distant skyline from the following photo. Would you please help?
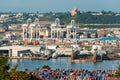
[0,0,120,13]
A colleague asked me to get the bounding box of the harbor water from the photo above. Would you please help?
[8,57,120,71]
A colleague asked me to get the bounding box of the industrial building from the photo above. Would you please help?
[0,45,30,57]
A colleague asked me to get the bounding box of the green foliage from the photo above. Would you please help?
[25,68,29,71]
[64,11,120,24]
[10,65,30,80]
[1,11,120,29]
[0,57,40,80]
[54,11,120,28]
[0,57,10,80]
[0,33,4,39]
[35,67,40,71]
[115,65,120,78]
[42,65,51,70]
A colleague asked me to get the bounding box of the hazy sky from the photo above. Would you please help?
[0,0,120,12]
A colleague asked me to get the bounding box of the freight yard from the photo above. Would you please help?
[0,18,120,62]
[0,14,120,80]
[1,1,120,79]
[1,39,120,63]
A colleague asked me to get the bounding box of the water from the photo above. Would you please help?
[8,57,120,71]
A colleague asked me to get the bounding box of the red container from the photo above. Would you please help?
[54,39,60,44]
[46,40,51,45]
[23,40,28,45]
[31,40,38,45]
[64,40,71,45]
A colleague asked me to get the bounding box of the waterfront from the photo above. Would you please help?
[8,57,120,71]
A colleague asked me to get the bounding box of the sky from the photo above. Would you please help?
[0,0,120,13]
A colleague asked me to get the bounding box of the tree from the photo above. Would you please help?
[0,57,10,80]
[42,65,51,70]
[0,57,42,80]
[9,64,34,80]
[115,65,120,77]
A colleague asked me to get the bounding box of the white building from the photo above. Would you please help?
[0,45,30,57]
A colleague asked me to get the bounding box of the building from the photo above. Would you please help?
[0,45,30,57]
[0,28,6,32]
[97,29,105,38]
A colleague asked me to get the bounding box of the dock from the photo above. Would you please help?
[9,56,51,60]
[71,49,103,63]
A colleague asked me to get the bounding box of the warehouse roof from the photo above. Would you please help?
[0,45,30,51]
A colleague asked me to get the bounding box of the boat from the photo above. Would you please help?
[71,45,105,63]
[52,52,58,59]
[39,46,51,58]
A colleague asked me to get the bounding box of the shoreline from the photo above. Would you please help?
[9,56,51,60]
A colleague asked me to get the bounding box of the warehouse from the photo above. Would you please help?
[0,45,30,57]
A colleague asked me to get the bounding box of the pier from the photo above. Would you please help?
[9,56,51,60]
